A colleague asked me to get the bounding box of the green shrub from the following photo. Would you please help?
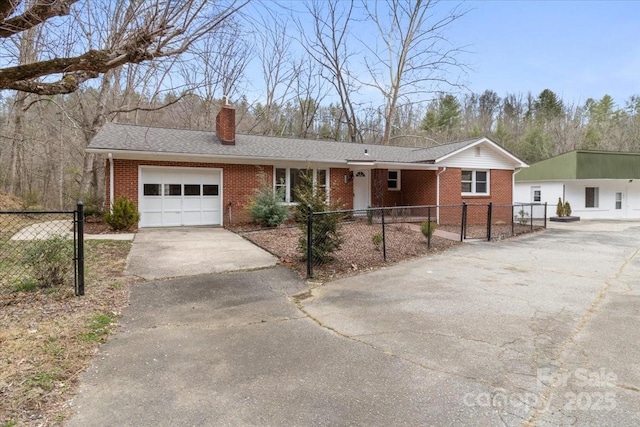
[83,191,105,218]
[517,208,530,225]
[293,171,343,263]
[372,232,383,250]
[23,235,74,288]
[420,220,437,239]
[556,198,565,217]
[104,196,140,231]
[564,201,572,216]
[248,173,289,227]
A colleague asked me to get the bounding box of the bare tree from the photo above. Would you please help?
[0,0,248,95]
[292,57,328,138]
[299,0,361,142]
[359,0,467,144]
[252,14,300,136]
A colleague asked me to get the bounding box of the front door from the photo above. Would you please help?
[613,191,625,218]
[353,170,370,210]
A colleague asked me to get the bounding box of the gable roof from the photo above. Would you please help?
[87,123,525,168]
[516,150,640,181]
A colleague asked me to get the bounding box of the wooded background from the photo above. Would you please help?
[1,0,638,210]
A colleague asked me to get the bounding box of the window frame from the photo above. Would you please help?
[585,187,599,208]
[387,170,401,191]
[531,186,542,203]
[274,167,329,204]
[461,170,490,195]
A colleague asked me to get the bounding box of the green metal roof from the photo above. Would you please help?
[516,150,640,181]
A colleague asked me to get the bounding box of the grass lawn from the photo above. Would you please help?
[0,239,135,426]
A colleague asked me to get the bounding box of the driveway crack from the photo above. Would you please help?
[525,247,640,426]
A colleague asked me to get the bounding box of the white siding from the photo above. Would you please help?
[514,181,564,218]
[515,179,640,219]
[438,143,516,170]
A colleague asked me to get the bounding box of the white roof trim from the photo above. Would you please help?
[434,137,528,167]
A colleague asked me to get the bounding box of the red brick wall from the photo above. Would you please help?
[330,168,353,209]
[400,170,437,206]
[107,159,273,225]
[371,169,401,207]
[106,160,356,225]
[438,168,513,224]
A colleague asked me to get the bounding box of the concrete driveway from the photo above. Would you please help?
[69,221,640,426]
[126,227,278,280]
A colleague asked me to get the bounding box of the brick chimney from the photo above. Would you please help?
[216,100,235,145]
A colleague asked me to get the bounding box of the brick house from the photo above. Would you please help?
[87,105,527,228]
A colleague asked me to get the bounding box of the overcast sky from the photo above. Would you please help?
[446,0,640,106]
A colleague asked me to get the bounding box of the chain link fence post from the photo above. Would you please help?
[487,202,492,241]
[306,204,313,279]
[381,208,387,262]
[76,201,85,296]
[427,206,431,249]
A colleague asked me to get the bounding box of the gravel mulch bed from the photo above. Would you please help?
[439,223,545,240]
[241,220,460,281]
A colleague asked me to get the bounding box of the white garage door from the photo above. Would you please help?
[139,167,222,227]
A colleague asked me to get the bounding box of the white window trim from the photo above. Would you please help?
[273,167,329,204]
[388,170,401,191]
[531,186,542,203]
[461,170,490,196]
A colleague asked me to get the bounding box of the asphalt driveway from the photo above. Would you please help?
[69,221,640,426]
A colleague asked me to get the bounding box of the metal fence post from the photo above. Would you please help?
[76,201,85,296]
[306,205,313,279]
[381,208,387,262]
[544,202,548,228]
[460,202,467,242]
[427,206,431,250]
[530,203,534,232]
[511,205,515,236]
[487,202,492,241]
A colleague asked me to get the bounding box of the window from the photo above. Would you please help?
[387,170,400,190]
[275,168,287,202]
[532,186,541,203]
[203,185,219,196]
[274,167,328,203]
[317,169,328,198]
[585,187,599,208]
[615,192,622,210]
[143,184,161,196]
[164,184,181,196]
[289,168,310,203]
[184,184,201,196]
[461,170,489,195]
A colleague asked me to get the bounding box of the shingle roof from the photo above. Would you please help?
[87,122,484,164]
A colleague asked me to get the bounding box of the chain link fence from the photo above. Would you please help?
[0,204,85,296]
[305,203,547,278]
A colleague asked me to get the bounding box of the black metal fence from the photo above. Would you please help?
[0,202,85,296]
[305,203,547,278]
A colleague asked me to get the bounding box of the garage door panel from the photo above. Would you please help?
[143,198,162,211]
[142,212,163,227]
[140,167,222,227]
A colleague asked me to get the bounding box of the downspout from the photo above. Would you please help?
[436,167,447,224]
[513,167,523,202]
[108,153,114,214]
